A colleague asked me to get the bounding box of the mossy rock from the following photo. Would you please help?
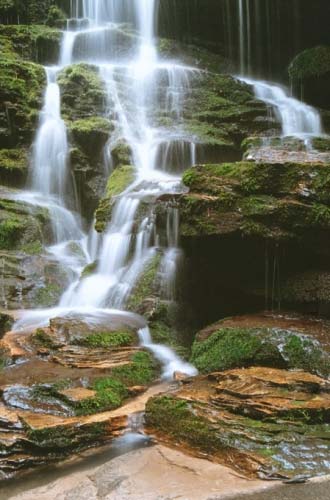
[0,0,56,25]
[0,25,62,64]
[57,63,106,121]
[289,46,330,81]
[0,197,49,251]
[191,326,330,377]
[73,331,135,348]
[69,117,112,157]
[127,253,162,312]
[94,165,135,232]
[145,373,330,478]
[110,141,132,168]
[179,161,330,240]
[0,148,28,186]
[145,395,224,453]
[75,351,157,415]
[0,57,46,146]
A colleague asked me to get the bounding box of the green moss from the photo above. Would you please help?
[127,253,161,311]
[20,241,43,255]
[0,56,46,144]
[111,351,156,386]
[95,165,135,232]
[111,141,132,167]
[27,421,107,449]
[180,161,330,240]
[312,137,330,152]
[74,351,157,415]
[289,46,330,81]
[191,328,265,373]
[145,395,223,452]
[0,25,61,64]
[57,63,106,121]
[0,148,27,172]
[191,327,330,377]
[70,116,111,136]
[68,116,112,160]
[76,377,129,415]
[32,328,56,349]
[283,335,330,377]
[0,213,23,249]
[81,261,98,278]
[106,165,135,197]
[73,331,134,348]
[34,282,62,307]
[0,198,49,251]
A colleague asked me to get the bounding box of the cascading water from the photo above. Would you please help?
[13,0,198,379]
[240,77,323,138]
[235,0,323,139]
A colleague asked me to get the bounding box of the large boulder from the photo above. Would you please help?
[289,46,330,110]
[145,367,330,478]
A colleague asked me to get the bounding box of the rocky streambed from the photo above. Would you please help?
[0,311,329,486]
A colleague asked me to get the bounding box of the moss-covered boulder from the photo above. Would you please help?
[191,324,330,378]
[57,64,106,121]
[0,24,62,64]
[69,116,112,158]
[289,46,330,110]
[57,64,109,218]
[0,57,45,147]
[0,148,28,186]
[0,197,49,251]
[95,165,135,232]
[180,161,330,240]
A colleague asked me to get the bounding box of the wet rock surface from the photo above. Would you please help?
[144,314,330,479]
[0,312,160,479]
[145,366,330,478]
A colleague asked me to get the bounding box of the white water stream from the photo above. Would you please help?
[11,0,323,381]
[13,0,197,378]
[236,0,323,140]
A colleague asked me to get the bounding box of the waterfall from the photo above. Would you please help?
[240,77,323,138]
[14,0,197,379]
[236,0,323,139]
[30,67,69,199]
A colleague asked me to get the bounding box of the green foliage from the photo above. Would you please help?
[289,46,330,81]
[46,5,66,27]
[74,331,134,348]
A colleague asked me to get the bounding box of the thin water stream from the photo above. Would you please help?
[13,0,197,378]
